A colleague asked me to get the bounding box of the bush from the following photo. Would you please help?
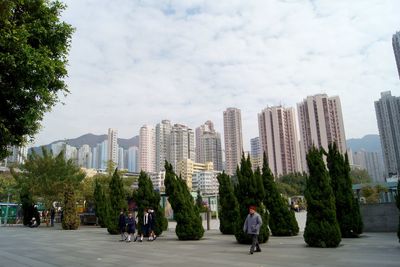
[62,185,80,230]
[262,155,299,236]
[106,169,127,234]
[165,162,204,240]
[304,147,341,248]
[134,171,167,236]
[234,155,269,244]
[217,172,239,234]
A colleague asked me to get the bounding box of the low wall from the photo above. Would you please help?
[360,203,399,232]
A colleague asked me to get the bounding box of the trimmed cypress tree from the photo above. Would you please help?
[164,161,204,240]
[106,169,127,234]
[135,171,167,236]
[327,143,362,237]
[234,155,269,244]
[20,187,35,226]
[94,180,108,228]
[304,147,341,247]
[62,184,80,230]
[217,171,239,234]
[262,155,299,236]
[396,180,400,242]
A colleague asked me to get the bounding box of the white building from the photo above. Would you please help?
[192,171,220,195]
[223,108,244,176]
[170,124,195,171]
[258,106,302,176]
[78,144,92,168]
[107,128,118,165]
[196,121,223,171]
[155,120,172,172]
[139,125,156,172]
[297,94,347,172]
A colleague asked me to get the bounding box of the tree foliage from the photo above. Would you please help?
[12,147,85,207]
[62,184,79,230]
[350,169,372,184]
[234,155,269,244]
[165,161,204,240]
[134,171,167,236]
[93,179,109,228]
[0,0,74,160]
[217,172,239,235]
[304,147,341,248]
[360,185,388,204]
[327,144,362,237]
[106,169,127,234]
[278,172,307,196]
[262,156,299,236]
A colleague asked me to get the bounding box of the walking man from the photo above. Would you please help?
[243,205,262,254]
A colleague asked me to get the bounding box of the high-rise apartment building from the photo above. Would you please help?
[2,146,28,166]
[98,140,108,170]
[139,125,156,173]
[374,91,400,177]
[258,106,302,176]
[170,124,195,171]
[196,121,223,171]
[393,31,400,79]
[297,94,347,171]
[78,144,92,168]
[155,120,172,172]
[107,128,118,165]
[118,147,124,169]
[250,137,262,171]
[127,146,139,172]
[223,108,243,175]
[352,150,385,182]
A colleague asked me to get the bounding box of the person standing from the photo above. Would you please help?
[139,209,149,242]
[50,208,55,227]
[148,208,156,241]
[126,213,136,242]
[243,205,262,254]
[119,210,127,241]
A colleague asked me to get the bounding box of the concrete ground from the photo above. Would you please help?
[0,219,399,267]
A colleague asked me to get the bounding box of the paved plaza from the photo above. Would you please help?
[0,218,399,267]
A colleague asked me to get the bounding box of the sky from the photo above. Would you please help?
[32,0,400,150]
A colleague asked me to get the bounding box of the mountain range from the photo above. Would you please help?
[29,133,139,154]
[30,133,381,154]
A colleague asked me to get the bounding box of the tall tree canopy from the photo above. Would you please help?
[0,0,74,160]
[217,171,239,235]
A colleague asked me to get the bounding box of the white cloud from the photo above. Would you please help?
[33,0,400,150]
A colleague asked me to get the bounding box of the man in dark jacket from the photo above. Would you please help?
[243,205,262,254]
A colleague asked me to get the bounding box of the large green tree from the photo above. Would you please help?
[304,147,341,248]
[217,171,239,234]
[134,171,167,236]
[93,179,109,228]
[164,161,204,240]
[13,147,85,207]
[327,143,362,237]
[262,156,299,236]
[106,169,127,234]
[234,155,269,244]
[0,0,74,160]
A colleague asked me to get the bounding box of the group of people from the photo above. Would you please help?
[118,208,157,243]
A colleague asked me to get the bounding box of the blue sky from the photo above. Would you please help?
[33,0,400,150]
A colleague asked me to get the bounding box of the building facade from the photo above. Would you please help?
[127,146,139,172]
[192,171,219,195]
[258,106,302,176]
[176,159,213,190]
[375,91,400,177]
[78,144,92,168]
[139,125,156,173]
[352,150,385,182]
[170,124,195,171]
[155,120,172,172]
[297,94,347,171]
[107,128,118,165]
[250,137,262,171]
[196,121,223,171]
[223,107,243,176]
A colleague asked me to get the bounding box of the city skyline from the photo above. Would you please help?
[31,1,400,151]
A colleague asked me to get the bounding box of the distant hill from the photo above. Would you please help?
[346,134,382,153]
[29,133,139,154]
